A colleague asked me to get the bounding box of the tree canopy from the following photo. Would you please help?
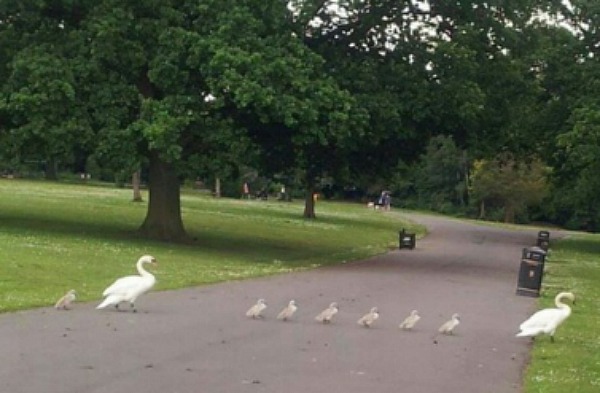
[2,0,599,237]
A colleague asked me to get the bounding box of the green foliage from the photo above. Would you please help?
[414,135,468,213]
[523,235,600,393]
[388,159,416,205]
[201,3,367,188]
[526,1,600,230]
[550,106,600,230]
[0,179,421,312]
[470,154,549,223]
[1,42,92,174]
[84,154,113,182]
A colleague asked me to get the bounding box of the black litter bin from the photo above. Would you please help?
[516,249,546,297]
[399,229,416,250]
[536,230,550,251]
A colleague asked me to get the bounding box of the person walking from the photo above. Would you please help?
[242,182,250,199]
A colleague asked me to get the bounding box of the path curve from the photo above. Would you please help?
[0,213,546,393]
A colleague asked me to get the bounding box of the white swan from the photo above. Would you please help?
[96,255,157,312]
[315,302,339,324]
[246,298,267,319]
[277,300,298,321]
[438,313,460,335]
[357,307,379,328]
[516,291,575,342]
[399,309,421,330]
[54,289,77,310]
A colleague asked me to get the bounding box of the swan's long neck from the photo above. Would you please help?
[136,260,153,277]
[555,294,572,313]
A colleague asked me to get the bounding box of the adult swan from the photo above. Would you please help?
[516,291,575,342]
[96,255,157,312]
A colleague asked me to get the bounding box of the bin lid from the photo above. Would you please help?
[527,246,547,255]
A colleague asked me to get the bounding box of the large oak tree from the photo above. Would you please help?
[2,0,364,239]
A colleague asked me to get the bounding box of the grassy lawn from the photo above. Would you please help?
[0,179,420,312]
[523,234,600,392]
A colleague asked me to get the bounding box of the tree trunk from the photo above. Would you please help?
[303,185,316,219]
[214,176,221,198]
[479,200,485,219]
[132,170,143,202]
[138,150,187,241]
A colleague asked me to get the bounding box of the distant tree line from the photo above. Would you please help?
[1,1,599,240]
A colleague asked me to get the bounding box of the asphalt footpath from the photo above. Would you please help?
[0,213,548,393]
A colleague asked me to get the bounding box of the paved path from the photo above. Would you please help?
[0,213,546,393]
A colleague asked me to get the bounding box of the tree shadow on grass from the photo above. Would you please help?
[0,210,384,268]
[0,212,139,241]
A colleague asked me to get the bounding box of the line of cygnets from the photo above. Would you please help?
[245,298,461,335]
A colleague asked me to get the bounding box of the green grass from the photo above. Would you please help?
[0,179,421,312]
[523,234,600,392]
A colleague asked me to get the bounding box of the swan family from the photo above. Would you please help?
[54,254,575,343]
